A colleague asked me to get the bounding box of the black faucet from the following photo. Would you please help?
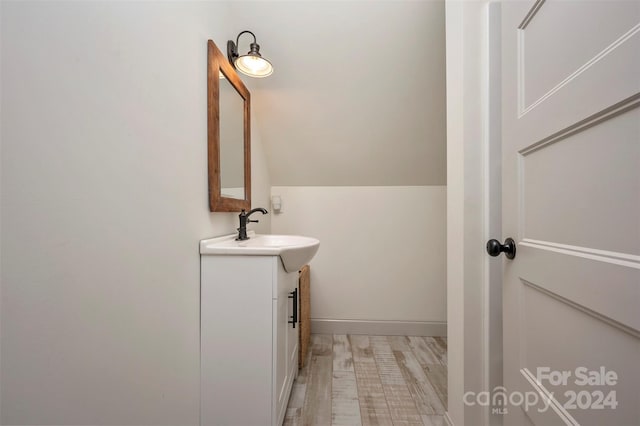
[236,208,268,241]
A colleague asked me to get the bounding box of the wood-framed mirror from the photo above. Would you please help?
[207,40,251,212]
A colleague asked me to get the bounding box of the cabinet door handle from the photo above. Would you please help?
[288,288,298,328]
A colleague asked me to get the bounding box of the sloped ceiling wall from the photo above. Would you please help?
[228,0,446,186]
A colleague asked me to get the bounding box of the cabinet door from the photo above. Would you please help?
[287,282,299,383]
[273,260,301,425]
[273,260,291,425]
[273,295,288,425]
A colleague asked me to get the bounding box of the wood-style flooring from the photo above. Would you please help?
[284,334,447,426]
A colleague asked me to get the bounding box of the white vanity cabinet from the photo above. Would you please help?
[200,254,299,426]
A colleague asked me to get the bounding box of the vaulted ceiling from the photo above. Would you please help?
[227,1,446,186]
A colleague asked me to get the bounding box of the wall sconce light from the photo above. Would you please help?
[227,30,274,78]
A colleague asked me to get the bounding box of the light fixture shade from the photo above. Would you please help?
[234,55,273,78]
[228,31,274,78]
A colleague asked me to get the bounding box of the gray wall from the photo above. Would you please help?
[0,2,271,424]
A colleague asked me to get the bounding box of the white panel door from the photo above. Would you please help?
[500,1,640,425]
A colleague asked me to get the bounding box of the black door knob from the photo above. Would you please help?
[486,238,516,259]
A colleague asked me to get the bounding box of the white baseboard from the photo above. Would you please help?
[311,319,447,336]
[444,411,454,426]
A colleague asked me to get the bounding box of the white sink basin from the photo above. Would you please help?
[200,231,320,272]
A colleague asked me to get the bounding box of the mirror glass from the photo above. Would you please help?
[219,70,245,199]
[207,40,251,212]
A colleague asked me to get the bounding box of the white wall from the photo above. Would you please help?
[249,112,273,218]
[242,0,447,187]
[271,186,446,329]
[259,0,448,335]
[0,2,270,424]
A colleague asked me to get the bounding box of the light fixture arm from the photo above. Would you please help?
[236,30,257,47]
[227,30,258,64]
